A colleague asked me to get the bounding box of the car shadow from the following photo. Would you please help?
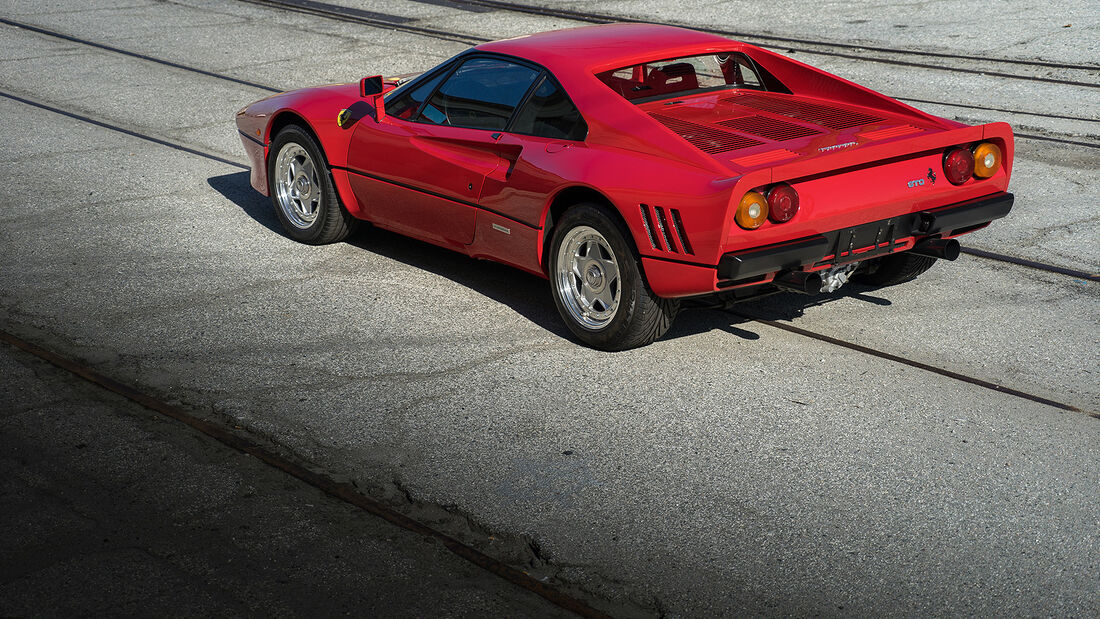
[212,170,895,347]
[207,171,283,236]
[209,171,569,339]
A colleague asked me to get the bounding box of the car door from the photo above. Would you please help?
[346,56,541,249]
[474,73,590,272]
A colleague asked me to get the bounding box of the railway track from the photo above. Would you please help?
[240,0,1100,142]
[241,0,1100,92]
[3,13,1098,142]
[2,2,1096,614]
[448,0,1100,88]
[0,328,613,618]
[0,87,1092,416]
[3,15,1095,284]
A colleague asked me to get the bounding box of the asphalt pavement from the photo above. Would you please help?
[0,0,1097,616]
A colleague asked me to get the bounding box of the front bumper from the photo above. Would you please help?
[717,192,1014,282]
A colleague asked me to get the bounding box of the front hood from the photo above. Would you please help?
[638,90,950,174]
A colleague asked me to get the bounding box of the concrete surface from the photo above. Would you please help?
[0,343,567,617]
[1,0,1097,616]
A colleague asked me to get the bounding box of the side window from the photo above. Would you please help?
[510,75,587,141]
[420,57,540,130]
[386,69,447,120]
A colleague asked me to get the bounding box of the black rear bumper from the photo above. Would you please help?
[717,192,1013,282]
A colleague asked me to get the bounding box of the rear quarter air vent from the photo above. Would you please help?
[640,204,694,255]
[722,93,883,130]
[649,113,763,154]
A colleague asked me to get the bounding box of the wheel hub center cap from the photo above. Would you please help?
[296,176,311,198]
[584,263,604,290]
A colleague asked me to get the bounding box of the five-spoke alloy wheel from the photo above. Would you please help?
[267,124,357,244]
[550,203,678,351]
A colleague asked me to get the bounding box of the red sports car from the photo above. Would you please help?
[236,23,1013,350]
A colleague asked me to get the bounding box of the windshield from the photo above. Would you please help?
[596,52,766,103]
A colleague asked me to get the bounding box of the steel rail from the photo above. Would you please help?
[0,330,611,618]
[4,15,1098,132]
[452,0,1100,74]
[725,312,1095,418]
[3,83,1095,282]
[961,247,1099,282]
[237,0,485,45]
[1,87,1092,286]
[0,17,281,93]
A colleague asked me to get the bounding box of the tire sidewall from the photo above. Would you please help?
[549,203,646,348]
[267,125,337,244]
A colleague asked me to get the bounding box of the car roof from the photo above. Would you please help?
[475,23,735,74]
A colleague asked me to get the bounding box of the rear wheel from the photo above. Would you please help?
[268,124,358,244]
[857,252,937,286]
[549,204,678,351]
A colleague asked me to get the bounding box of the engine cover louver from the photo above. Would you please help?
[640,204,693,255]
[732,149,799,167]
[717,115,822,141]
[649,113,763,154]
[858,124,924,140]
[722,93,883,130]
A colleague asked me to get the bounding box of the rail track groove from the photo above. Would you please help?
[4,14,1098,143]
[448,0,1100,86]
[0,328,614,618]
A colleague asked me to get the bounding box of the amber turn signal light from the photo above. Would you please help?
[972,142,1002,178]
[736,191,769,230]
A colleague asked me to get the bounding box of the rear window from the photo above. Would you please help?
[597,52,765,103]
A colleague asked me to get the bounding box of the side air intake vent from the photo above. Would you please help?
[639,204,662,250]
[717,115,822,141]
[640,205,694,254]
[649,113,763,154]
[722,93,883,130]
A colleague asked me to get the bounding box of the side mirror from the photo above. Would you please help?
[360,75,386,122]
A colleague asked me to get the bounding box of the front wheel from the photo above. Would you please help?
[267,124,358,244]
[549,204,678,351]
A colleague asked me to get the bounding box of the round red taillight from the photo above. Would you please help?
[767,183,799,223]
[943,147,973,185]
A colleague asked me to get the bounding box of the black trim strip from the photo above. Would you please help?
[239,130,265,147]
[639,253,717,268]
[718,192,1014,280]
[336,166,541,230]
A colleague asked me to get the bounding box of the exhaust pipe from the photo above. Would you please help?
[774,270,823,295]
[911,238,961,261]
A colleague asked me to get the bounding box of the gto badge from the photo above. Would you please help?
[908,168,938,188]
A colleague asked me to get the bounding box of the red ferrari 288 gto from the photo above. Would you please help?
[236,23,1013,350]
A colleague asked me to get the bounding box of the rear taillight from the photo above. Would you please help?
[766,184,799,223]
[943,147,974,185]
[736,191,769,230]
[972,142,1002,178]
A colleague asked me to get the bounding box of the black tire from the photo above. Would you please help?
[856,251,937,286]
[549,203,679,351]
[267,124,358,244]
